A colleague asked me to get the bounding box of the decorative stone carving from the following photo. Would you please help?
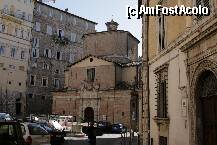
[188,59,217,145]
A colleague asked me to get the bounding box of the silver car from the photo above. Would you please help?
[21,122,51,145]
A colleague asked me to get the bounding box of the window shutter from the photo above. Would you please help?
[36,38,39,47]
[31,48,35,57]
[32,38,36,47]
[35,22,40,31]
[60,52,62,60]
[48,49,52,58]
[0,24,2,32]
[71,33,76,42]
[158,81,167,118]
[61,30,64,37]
[47,25,52,35]
[37,49,39,58]
[85,22,89,30]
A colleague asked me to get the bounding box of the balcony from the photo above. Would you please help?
[153,116,170,126]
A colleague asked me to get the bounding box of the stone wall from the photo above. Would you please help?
[26,2,96,114]
[53,90,132,128]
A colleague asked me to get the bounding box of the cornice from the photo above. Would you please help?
[148,13,217,65]
[153,62,169,74]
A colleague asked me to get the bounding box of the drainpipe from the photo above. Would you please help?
[142,0,150,145]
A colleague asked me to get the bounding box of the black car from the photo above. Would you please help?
[38,121,66,145]
[111,123,127,134]
[82,124,103,136]
[97,121,112,133]
[0,121,26,145]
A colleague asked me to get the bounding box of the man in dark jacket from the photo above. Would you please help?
[86,122,96,145]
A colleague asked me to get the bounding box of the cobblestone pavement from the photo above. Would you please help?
[63,133,138,145]
[63,134,122,145]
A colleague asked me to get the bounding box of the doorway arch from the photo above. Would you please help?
[84,107,94,122]
[196,70,217,145]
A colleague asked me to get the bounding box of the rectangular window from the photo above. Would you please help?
[22,12,26,20]
[73,18,77,25]
[159,136,167,145]
[21,51,25,59]
[0,46,5,56]
[56,51,62,60]
[0,24,5,32]
[47,25,52,35]
[60,14,63,21]
[11,48,16,58]
[54,78,60,88]
[30,75,35,86]
[32,38,39,48]
[37,6,41,13]
[32,48,39,58]
[0,63,4,67]
[42,77,48,87]
[44,49,51,58]
[9,65,16,69]
[158,15,165,51]
[43,63,49,70]
[58,29,64,38]
[85,22,89,30]
[19,66,25,71]
[49,10,53,17]
[35,22,41,32]
[69,53,74,63]
[70,33,76,42]
[87,68,95,82]
[157,80,167,118]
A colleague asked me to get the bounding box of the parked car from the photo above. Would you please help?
[0,113,13,121]
[49,120,64,131]
[37,121,65,145]
[0,121,26,145]
[82,122,103,136]
[21,122,51,145]
[97,121,112,133]
[57,116,73,132]
[111,123,127,133]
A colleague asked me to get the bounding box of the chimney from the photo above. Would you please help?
[65,8,68,12]
[105,19,119,31]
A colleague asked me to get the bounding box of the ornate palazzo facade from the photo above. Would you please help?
[141,0,217,145]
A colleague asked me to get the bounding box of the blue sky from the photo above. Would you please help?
[47,0,142,56]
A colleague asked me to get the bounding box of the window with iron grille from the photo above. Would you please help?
[158,80,167,118]
[87,68,95,82]
[154,64,168,118]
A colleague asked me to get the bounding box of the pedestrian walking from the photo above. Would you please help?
[86,122,96,145]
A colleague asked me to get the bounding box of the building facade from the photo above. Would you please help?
[26,1,96,114]
[141,0,217,145]
[0,0,34,116]
[52,21,141,128]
